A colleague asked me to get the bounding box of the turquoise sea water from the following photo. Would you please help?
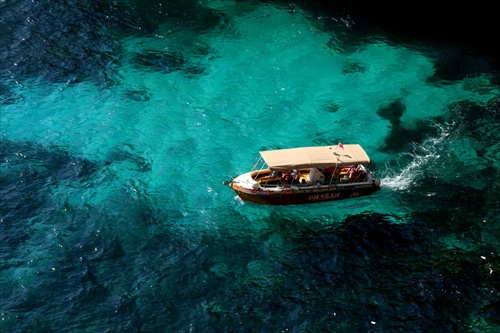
[2,1,500,332]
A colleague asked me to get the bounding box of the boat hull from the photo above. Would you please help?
[231,183,380,205]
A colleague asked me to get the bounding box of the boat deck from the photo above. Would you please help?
[252,166,370,189]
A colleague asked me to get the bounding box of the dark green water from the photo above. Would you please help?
[1,1,500,332]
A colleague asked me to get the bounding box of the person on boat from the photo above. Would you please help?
[357,167,366,181]
[348,165,358,181]
[281,170,291,184]
[290,169,299,184]
[322,166,334,183]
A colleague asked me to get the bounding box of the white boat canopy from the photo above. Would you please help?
[259,144,371,170]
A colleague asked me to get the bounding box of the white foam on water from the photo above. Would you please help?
[381,156,426,191]
[381,123,449,191]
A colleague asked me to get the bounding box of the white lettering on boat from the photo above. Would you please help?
[308,192,340,201]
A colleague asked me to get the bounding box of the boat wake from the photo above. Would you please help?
[381,156,426,191]
[381,127,448,191]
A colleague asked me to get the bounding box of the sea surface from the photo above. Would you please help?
[1,1,500,332]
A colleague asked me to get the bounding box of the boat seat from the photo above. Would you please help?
[340,175,349,183]
[308,168,325,184]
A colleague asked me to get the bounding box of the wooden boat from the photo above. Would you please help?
[227,144,381,205]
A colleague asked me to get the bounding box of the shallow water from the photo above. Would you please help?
[1,1,500,332]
